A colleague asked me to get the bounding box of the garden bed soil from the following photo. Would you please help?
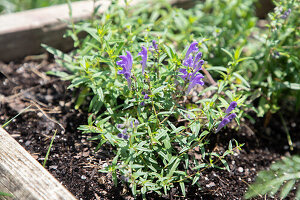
[0,57,299,200]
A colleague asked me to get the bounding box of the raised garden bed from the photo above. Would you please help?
[0,0,299,199]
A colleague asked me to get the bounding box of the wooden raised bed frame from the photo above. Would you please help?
[0,127,76,200]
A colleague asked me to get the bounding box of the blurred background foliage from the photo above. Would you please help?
[0,0,79,14]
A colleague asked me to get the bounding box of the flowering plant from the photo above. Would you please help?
[69,40,248,197]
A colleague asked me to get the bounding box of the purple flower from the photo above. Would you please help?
[281,8,291,19]
[117,51,133,88]
[122,128,128,134]
[140,101,145,106]
[121,175,129,182]
[144,94,150,99]
[184,41,198,61]
[117,124,124,129]
[141,91,146,95]
[186,74,204,95]
[117,133,123,138]
[216,113,237,133]
[151,40,158,50]
[138,46,148,74]
[134,119,139,126]
[227,113,237,121]
[216,118,230,133]
[123,135,129,140]
[225,101,237,114]
[179,68,188,80]
[179,42,206,94]
[183,55,194,67]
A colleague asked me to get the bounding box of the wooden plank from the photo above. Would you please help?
[0,0,111,62]
[0,127,76,200]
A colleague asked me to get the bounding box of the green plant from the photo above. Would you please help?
[43,0,260,197]
[46,34,251,197]
[43,130,57,167]
[246,0,300,117]
[245,155,300,199]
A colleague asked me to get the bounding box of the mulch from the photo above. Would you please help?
[0,57,298,199]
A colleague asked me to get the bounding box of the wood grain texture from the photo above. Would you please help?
[0,127,76,200]
[0,0,111,62]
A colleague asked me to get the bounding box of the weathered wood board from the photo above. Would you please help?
[0,127,76,200]
[0,0,111,62]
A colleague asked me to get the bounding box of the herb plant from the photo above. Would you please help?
[245,155,300,199]
[43,0,300,198]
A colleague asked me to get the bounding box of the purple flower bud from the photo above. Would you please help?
[152,40,158,50]
[144,94,150,99]
[134,119,139,126]
[123,135,129,140]
[225,101,237,114]
[121,175,129,182]
[216,118,230,133]
[179,68,188,80]
[140,101,145,106]
[117,51,133,88]
[117,133,123,138]
[227,113,237,121]
[216,113,237,133]
[185,42,198,61]
[281,8,291,19]
[141,91,146,95]
[117,124,124,129]
[123,128,128,134]
[183,55,194,67]
[194,52,202,62]
[186,74,204,95]
[138,46,148,74]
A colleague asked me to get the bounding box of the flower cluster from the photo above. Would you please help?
[140,91,150,106]
[138,46,148,74]
[117,46,149,88]
[117,119,139,140]
[178,42,205,94]
[216,101,238,133]
[281,8,291,19]
[116,51,133,88]
[149,40,158,52]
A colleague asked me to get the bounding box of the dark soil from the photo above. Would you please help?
[0,57,299,200]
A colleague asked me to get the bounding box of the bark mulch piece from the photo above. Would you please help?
[0,58,298,199]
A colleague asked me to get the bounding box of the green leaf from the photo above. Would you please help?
[167,158,180,178]
[221,48,233,60]
[41,44,73,63]
[153,85,167,95]
[131,164,144,169]
[136,146,152,152]
[192,163,206,170]
[234,46,244,60]
[280,180,295,199]
[233,72,250,88]
[283,82,300,90]
[192,174,200,185]
[96,87,104,102]
[206,66,227,72]
[180,179,186,196]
